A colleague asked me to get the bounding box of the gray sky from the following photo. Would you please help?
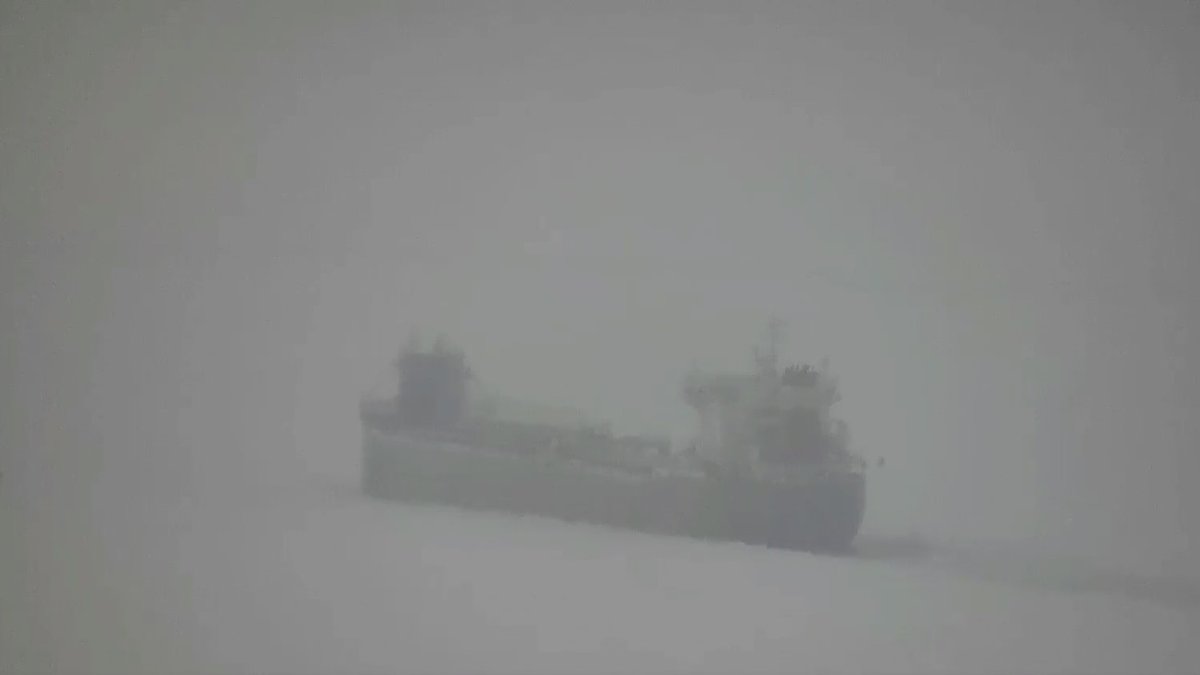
[3,1,1198,572]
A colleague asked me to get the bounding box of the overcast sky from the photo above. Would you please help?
[3,1,1198,572]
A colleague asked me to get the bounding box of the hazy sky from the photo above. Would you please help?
[3,2,1198,572]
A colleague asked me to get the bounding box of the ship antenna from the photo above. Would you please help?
[754,316,785,376]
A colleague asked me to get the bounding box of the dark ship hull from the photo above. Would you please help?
[361,424,867,553]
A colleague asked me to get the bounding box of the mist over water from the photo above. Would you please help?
[3,2,1198,673]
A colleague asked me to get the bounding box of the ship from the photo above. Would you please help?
[360,322,867,553]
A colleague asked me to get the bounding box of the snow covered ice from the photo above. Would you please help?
[5,472,1196,675]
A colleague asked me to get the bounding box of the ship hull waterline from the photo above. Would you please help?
[363,428,867,553]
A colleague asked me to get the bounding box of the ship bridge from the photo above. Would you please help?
[681,323,847,469]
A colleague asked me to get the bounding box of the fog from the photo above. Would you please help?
[3,2,1198,673]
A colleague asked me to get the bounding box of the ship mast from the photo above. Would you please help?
[753,316,785,377]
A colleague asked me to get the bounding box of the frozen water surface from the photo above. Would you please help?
[4,475,1195,675]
